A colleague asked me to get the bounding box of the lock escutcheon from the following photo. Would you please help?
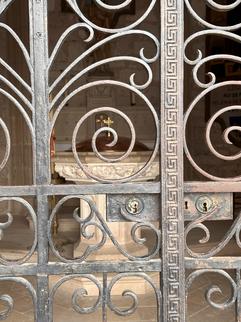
[125,197,144,215]
[195,195,214,214]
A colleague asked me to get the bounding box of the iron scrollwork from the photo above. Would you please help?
[107,272,161,319]
[50,273,161,320]
[0,20,34,179]
[184,0,241,261]
[0,197,37,265]
[184,1,241,181]
[0,1,163,322]
[185,207,241,258]
[48,195,161,263]
[49,0,160,183]
[49,274,103,316]
[186,270,237,311]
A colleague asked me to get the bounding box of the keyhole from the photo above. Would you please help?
[203,202,208,212]
[185,201,188,210]
[126,197,143,215]
[132,202,138,213]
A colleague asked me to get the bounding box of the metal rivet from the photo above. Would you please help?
[35,32,42,38]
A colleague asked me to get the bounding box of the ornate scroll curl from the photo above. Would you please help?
[64,0,157,33]
[0,197,37,265]
[49,274,102,316]
[184,0,241,30]
[107,272,161,320]
[0,277,36,320]
[186,270,237,310]
[185,207,241,258]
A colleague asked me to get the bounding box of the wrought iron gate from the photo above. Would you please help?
[1,0,241,321]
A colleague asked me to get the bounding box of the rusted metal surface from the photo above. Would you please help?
[0,0,165,321]
[0,0,240,321]
[107,193,233,222]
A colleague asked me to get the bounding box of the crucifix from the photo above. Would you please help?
[103,116,114,137]
[96,114,114,137]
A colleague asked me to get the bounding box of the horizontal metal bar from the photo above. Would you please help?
[185,257,241,269]
[0,182,160,196]
[2,257,241,275]
[0,260,161,276]
[185,181,241,193]
[0,263,38,275]
[1,181,241,196]
[0,186,37,196]
[42,182,161,195]
[46,260,162,274]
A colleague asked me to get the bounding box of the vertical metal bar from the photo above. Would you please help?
[29,0,50,321]
[30,0,50,185]
[236,269,241,322]
[37,193,49,264]
[37,274,49,322]
[161,0,185,321]
[102,273,108,322]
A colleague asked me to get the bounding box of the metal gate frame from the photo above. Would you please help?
[0,0,186,321]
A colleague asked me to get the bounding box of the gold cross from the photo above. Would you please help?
[103,116,114,137]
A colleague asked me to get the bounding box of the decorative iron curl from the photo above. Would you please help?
[0,23,32,72]
[205,0,241,11]
[64,0,157,34]
[0,213,12,240]
[49,275,102,316]
[48,23,94,70]
[184,0,241,30]
[71,105,153,183]
[73,206,107,249]
[94,0,133,11]
[192,55,241,88]
[184,30,241,66]
[0,119,10,173]
[48,195,161,263]
[206,105,241,161]
[0,89,34,140]
[185,209,241,258]
[120,205,161,256]
[0,197,37,265]
[50,81,159,184]
[0,294,13,320]
[51,56,153,107]
[48,196,106,263]
[184,81,241,181]
[0,277,36,320]
[49,29,159,97]
[186,270,237,310]
[107,273,161,320]
[72,106,136,164]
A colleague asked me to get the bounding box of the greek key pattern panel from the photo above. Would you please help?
[161,0,185,321]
